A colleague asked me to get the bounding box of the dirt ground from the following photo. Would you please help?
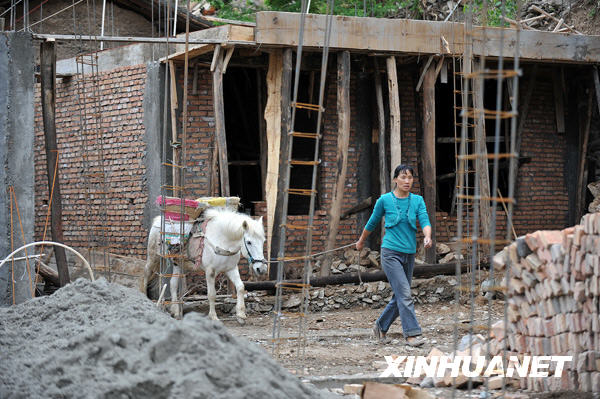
[219,299,510,398]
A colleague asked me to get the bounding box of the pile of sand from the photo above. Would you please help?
[0,278,333,398]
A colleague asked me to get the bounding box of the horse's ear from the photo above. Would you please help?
[258,216,263,225]
[242,220,249,231]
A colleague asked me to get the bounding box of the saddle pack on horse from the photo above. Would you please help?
[154,196,241,264]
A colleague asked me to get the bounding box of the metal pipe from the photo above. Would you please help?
[100,0,106,50]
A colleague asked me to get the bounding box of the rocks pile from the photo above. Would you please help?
[588,181,600,213]
[318,248,380,275]
[490,213,600,392]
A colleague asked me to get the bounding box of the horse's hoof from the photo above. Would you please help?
[236,317,246,325]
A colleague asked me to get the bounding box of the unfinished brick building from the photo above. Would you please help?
[26,13,597,271]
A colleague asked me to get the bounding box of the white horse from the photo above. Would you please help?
[141,208,267,322]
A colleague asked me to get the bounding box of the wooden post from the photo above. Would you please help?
[593,67,600,118]
[553,67,565,134]
[387,56,401,169]
[268,49,292,280]
[576,89,593,221]
[212,48,230,196]
[512,64,537,185]
[40,39,70,287]
[321,51,351,277]
[473,60,492,246]
[422,64,437,264]
[373,58,389,193]
[257,69,267,200]
[169,61,180,197]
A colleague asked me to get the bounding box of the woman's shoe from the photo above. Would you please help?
[373,323,391,344]
[406,336,425,347]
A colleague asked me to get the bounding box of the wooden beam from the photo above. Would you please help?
[245,263,465,291]
[169,61,180,196]
[576,90,593,221]
[269,49,292,280]
[257,69,268,201]
[373,58,389,194]
[264,50,283,262]
[553,67,565,133]
[256,12,600,63]
[40,40,70,287]
[321,51,351,277]
[222,46,235,73]
[192,64,198,95]
[422,64,437,264]
[161,44,215,63]
[210,44,221,72]
[212,49,230,196]
[593,66,600,119]
[473,60,492,249]
[387,56,402,170]
[511,64,538,188]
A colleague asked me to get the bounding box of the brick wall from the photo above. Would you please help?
[34,65,149,257]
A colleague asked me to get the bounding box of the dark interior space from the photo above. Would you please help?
[435,64,511,214]
[287,70,324,215]
[224,67,263,214]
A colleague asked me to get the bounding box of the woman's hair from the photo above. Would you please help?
[393,164,415,178]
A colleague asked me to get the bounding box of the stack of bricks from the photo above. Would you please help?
[491,213,600,392]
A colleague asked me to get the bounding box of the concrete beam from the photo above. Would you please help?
[0,32,35,305]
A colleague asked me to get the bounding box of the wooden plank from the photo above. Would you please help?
[264,50,283,261]
[210,44,222,72]
[422,64,437,264]
[222,46,235,73]
[192,64,198,95]
[576,90,593,221]
[322,51,351,277]
[472,27,600,62]
[269,49,292,280]
[256,12,600,63]
[161,44,215,62]
[245,263,465,291]
[257,69,267,200]
[373,58,389,194]
[387,56,402,170]
[212,51,230,196]
[40,40,69,287]
[169,60,180,196]
[553,67,565,133]
[473,60,492,248]
[511,64,538,187]
[593,66,600,118]
[257,12,463,55]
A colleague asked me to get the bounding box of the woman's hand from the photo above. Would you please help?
[356,239,365,251]
[423,236,432,249]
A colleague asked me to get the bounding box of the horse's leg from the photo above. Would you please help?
[226,268,246,325]
[141,250,158,295]
[205,267,219,321]
[170,264,182,319]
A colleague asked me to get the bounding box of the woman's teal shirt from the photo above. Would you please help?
[364,192,431,254]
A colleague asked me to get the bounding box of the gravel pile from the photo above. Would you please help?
[0,278,333,399]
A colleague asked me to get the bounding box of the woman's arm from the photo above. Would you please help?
[356,196,385,250]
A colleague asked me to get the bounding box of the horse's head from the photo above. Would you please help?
[240,216,267,276]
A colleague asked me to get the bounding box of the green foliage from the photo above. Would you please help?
[464,0,518,27]
[206,0,513,26]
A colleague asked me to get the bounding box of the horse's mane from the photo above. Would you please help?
[204,208,264,241]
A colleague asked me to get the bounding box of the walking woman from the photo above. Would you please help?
[355,164,432,347]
